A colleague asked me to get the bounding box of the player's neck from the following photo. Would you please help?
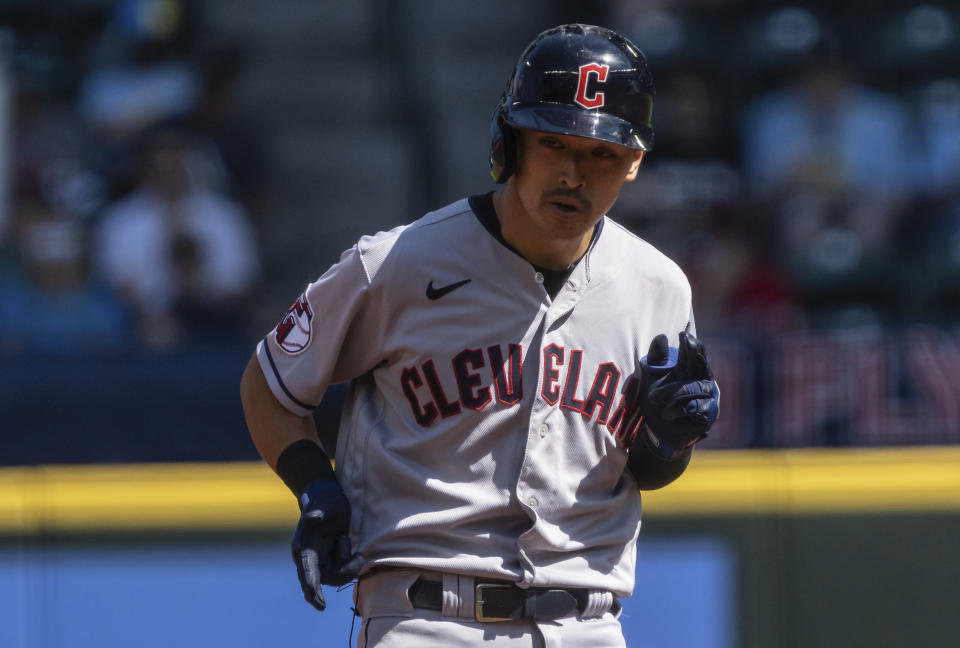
[492,187,591,271]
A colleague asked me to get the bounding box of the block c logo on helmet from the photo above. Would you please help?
[575,63,609,109]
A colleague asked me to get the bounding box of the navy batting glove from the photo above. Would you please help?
[292,479,365,612]
[624,331,719,460]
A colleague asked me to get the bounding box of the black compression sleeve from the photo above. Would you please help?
[275,439,337,496]
[626,434,693,490]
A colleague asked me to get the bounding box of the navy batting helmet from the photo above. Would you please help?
[489,24,656,183]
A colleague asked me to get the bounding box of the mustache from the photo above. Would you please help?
[544,188,591,211]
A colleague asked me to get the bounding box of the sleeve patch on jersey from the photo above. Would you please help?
[274,293,314,355]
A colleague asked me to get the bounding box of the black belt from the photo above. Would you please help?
[407,576,620,622]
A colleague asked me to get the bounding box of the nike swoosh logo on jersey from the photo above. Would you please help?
[426,278,471,300]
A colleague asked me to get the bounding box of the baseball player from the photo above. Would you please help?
[241,24,719,648]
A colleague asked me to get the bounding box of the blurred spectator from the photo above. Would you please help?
[13,77,107,228]
[181,41,268,225]
[914,77,960,320]
[0,2,116,241]
[0,186,131,354]
[93,125,259,349]
[741,46,917,326]
[916,78,960,200]
[76,0,200,198]
[620,65,743,254]
[742,56,916,199]
[618,65,802,333]
[0,31,12,241]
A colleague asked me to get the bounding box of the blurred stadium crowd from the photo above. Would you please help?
[609,1,960,336]
[0,0,266,352]
[0,0,958,457]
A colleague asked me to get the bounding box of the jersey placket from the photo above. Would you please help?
[514,263,590,586]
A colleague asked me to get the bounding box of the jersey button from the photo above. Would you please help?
[534,272,544,284]
[538,424,548,437]
[527,497,538,508]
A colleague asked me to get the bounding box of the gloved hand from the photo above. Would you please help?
[621,331,719,460]
[292,479,365,611]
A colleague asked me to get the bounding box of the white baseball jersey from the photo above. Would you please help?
[257,194,693,597]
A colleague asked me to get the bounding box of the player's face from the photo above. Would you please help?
[512,130,644,242]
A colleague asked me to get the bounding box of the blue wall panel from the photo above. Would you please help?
[0,537,734,648]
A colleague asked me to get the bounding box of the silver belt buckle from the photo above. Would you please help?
[474,583,515,622]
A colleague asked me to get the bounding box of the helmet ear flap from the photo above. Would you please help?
[489,117,517,184]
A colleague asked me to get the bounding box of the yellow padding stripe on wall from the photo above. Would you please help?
[1,447,959,534]
[0,462,297,535]
[645,446,960,515]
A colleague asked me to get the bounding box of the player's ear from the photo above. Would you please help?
[624,151,645,182]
